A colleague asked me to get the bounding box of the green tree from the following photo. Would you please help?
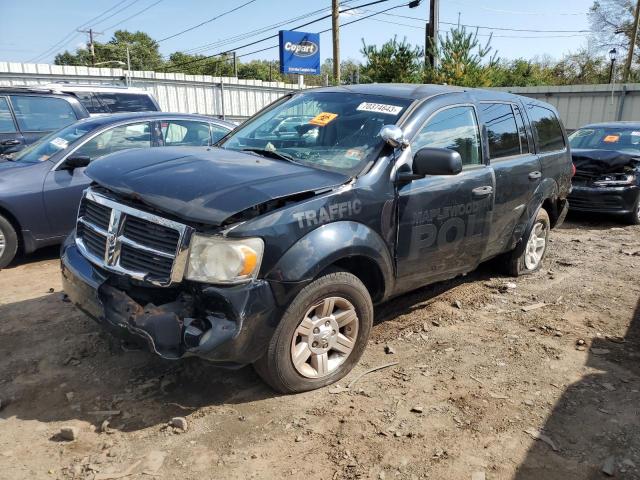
[360,36,424,83]
[55,30,163,71]
[425,25,498,87]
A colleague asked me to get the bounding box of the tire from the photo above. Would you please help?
[253,269,373,393]
[502,208,550,277]
[624,195,640,225]
[0,214,18,269]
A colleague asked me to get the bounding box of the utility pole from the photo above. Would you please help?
[427,0,439,68]
[232,52,237,77]
[125,44,131,86]
[332,0,340,84]
[78,28,102,66]
[623,0,640,82]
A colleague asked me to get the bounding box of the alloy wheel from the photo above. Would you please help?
[524,221,547,270]
[0,230,5,258]
[290,296,359,379]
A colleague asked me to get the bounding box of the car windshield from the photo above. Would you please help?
[569,127,640,155]
[220,92,413,175]
[11,123,93,163]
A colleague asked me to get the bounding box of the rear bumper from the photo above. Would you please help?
[61,236,281,366]
[568,185,639,214]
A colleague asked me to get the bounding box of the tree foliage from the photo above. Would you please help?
[360,36,424,83]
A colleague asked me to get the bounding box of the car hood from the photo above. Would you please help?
[571,148,640,174]
[85,147,350,225]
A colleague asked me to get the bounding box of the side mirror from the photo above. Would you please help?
[62,155,91,170]
[402,147,462,181]
[380,125,409,149]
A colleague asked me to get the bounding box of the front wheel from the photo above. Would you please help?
[0,214,18,269]
[502,208,550,276]
[624,195,640,225]
[254,270,373,393]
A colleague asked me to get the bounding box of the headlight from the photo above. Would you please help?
[186,235,264,284]
[593,173,636,187]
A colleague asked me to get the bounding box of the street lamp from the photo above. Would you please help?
[609,48,618,84]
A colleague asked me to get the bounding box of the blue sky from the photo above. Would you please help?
[0,0,595,65]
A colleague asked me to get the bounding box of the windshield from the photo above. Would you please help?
[220,92,413,175]
[569,127,640,155]
[12,123,93,163]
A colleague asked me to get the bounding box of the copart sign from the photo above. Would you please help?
[279,30,321,75]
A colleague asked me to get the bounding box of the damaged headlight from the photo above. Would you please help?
[593,173,636,187]
[185,235,264,284]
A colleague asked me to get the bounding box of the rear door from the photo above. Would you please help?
[480,101,541,258]
[0,96,24,155]
[42,121,152,237]
[9,94,81,147]
[395,102,495,291]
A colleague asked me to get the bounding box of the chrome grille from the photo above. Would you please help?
[75,188,192,286]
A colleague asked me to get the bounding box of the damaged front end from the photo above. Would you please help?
[61,234,280,365]
[568,149,640,215]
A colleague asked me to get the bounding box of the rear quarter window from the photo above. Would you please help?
[95,92,158,113]
[10,95,78,132]
[528,105,565,153]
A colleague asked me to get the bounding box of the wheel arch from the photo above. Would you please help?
[511,178,558,258]
[0,202,24,253]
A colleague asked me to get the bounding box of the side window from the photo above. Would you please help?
[513,105,530,153]
[211,124,230,143]
[412,106,482,167]
[159,120,212,146]
[74,122,151,160]
[0,97,16,133]
[528,105,565,153]
[95,93,157,113]
[480,103,520,159]
[69,91,109,114]
[10,95,78,132]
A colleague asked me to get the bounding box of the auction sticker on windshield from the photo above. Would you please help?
[603,134,620,143]
[356,102,403,115]
[50,137,69,149]
[309,112,338,127]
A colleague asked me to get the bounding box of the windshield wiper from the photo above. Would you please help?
[241,148,298,164]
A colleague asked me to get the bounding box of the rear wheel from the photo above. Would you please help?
[253,270,373,393]
[502,208,550,276]
[0,214,18,269]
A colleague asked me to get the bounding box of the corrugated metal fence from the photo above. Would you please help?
[0,62,305,122]
[1,63,638,129]
[495,84,640,131]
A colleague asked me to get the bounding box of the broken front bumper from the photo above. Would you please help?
[568,184,639,214]
[60,238,281,365]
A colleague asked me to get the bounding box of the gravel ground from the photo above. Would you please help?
[0,213,638,480]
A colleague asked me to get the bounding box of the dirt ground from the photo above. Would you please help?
[0,212,638,480]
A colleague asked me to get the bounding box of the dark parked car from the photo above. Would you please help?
[61,85,572,393]
[0,112,234,267]
[568,122,640,224]
[0,87,89,155]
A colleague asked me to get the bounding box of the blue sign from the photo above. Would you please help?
[279,30,321,75]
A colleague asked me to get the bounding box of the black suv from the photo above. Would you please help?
[61,84,572,393]
[0,87,89,155]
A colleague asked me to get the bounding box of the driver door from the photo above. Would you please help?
[42,121,152,237]
[395,104,495,292]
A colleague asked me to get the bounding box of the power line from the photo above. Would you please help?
[103,0,165,31]
[158,0,259,43]
[162,0,396,72]
[89,0,142,28]
[448,0,586,16]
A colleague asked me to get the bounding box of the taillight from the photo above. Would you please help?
[571,163,576,177]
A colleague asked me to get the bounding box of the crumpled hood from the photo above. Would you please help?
[572,148,640,174]
[85,147,349,225]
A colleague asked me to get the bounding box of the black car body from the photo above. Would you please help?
[0,87,89,155]
[568,122,640,224]
[0,112,234,267]
[60,84,572,393]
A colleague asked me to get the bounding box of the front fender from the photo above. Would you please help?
[266,220,394,299]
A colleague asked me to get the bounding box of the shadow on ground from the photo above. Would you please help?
[514,296,640,479]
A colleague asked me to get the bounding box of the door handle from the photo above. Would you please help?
[472,186,493,198]
[528,171,542,180]
[0,140,20,146]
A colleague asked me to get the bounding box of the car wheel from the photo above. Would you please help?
[503,208,550,276]
[624,195,640,225]
[253,269,373,393]
[0,214,18,269]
